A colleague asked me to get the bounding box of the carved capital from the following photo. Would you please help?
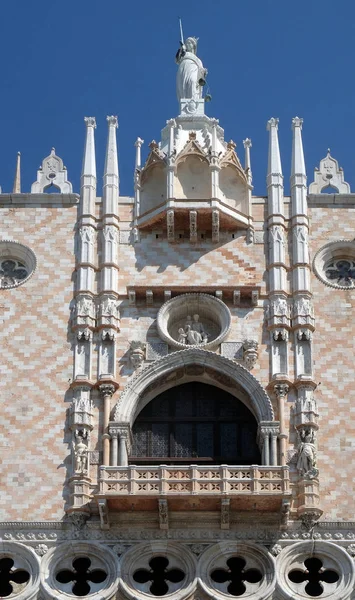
[134,137,144,147]
[84,116,96,128]
[108,426,120,438]
[107,115,118,128]
[99,384,116,399]
[243,138,252,149]
[267,117,279,130]
[292,116,303,129]
[274,383,289,399]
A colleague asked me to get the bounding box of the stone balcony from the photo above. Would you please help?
[96,465,291,525]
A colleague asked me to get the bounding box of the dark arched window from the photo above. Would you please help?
[131,382,261,465]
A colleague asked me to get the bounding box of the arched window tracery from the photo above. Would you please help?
[131,382,261,465]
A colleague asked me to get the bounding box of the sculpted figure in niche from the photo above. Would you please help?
[297,428,318,478]
[178,327,187,344]
[74,434,88,474]
[176,37,207,102]
[274,297,289,317]
[184,314,208,345]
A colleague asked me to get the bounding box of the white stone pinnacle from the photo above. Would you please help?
[82,117,97,179]
[267,118,282,177]
[291,116,306,178]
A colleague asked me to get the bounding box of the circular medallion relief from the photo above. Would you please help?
[0,543,40,600]
[0,241,37,289]
[120,541,196,600]
[197,542,276,600]
[313,241,355,290]
[157,293,231,350]
[276,541,354,600]
[40,542,119,600]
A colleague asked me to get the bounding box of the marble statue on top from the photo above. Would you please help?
[176,35,207,102]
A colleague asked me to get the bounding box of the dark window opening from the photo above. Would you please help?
[133,557,184,596]
[288,557,339,597]
[56,557,107,597]
[0,557,30,597]
[131,382,261,465]
[211,556,262,596]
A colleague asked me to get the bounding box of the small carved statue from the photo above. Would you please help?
[177,327,187,344]
[184,314,208,345]
[297,428,318,479]
[130,341,146,369]
[74,434,88,474]
[274,297,289,317]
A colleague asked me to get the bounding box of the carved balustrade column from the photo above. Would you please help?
[117,425,131,467]
[274,383,289,466]
[263,430,270,466]
[270,428,279,466]
[259,421,281,466]
[99,384,116,466]
[109,426,119,467]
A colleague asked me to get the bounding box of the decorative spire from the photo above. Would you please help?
[291,117,307,217]
[243,139,252,185]
[291,117,306,179]
[266,118,283,217]
[103,116,119,214]
[135,137,144,169]
[82,117,97,179]
[267,118,282,177]
[104,116,119,182]
[13,152,21,193]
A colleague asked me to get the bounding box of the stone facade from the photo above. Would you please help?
[1,36,355,600]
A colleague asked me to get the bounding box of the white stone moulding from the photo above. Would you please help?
[157,292,231,350]
[113,347,274,424]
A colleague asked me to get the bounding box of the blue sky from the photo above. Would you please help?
[0,0,354,197]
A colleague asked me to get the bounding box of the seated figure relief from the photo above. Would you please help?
[177,314,209,345]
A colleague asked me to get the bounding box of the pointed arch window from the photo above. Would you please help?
[131,382,261,465]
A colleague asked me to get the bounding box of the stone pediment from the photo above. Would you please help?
[220,141,248,184]
[175,135,209,166]
[141,141,166,174]
[309,150,350,194]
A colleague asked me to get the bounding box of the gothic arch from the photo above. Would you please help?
[113,348,274,425]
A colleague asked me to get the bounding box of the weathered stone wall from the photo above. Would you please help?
[0,202,77,520]
[309,203,355,520]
